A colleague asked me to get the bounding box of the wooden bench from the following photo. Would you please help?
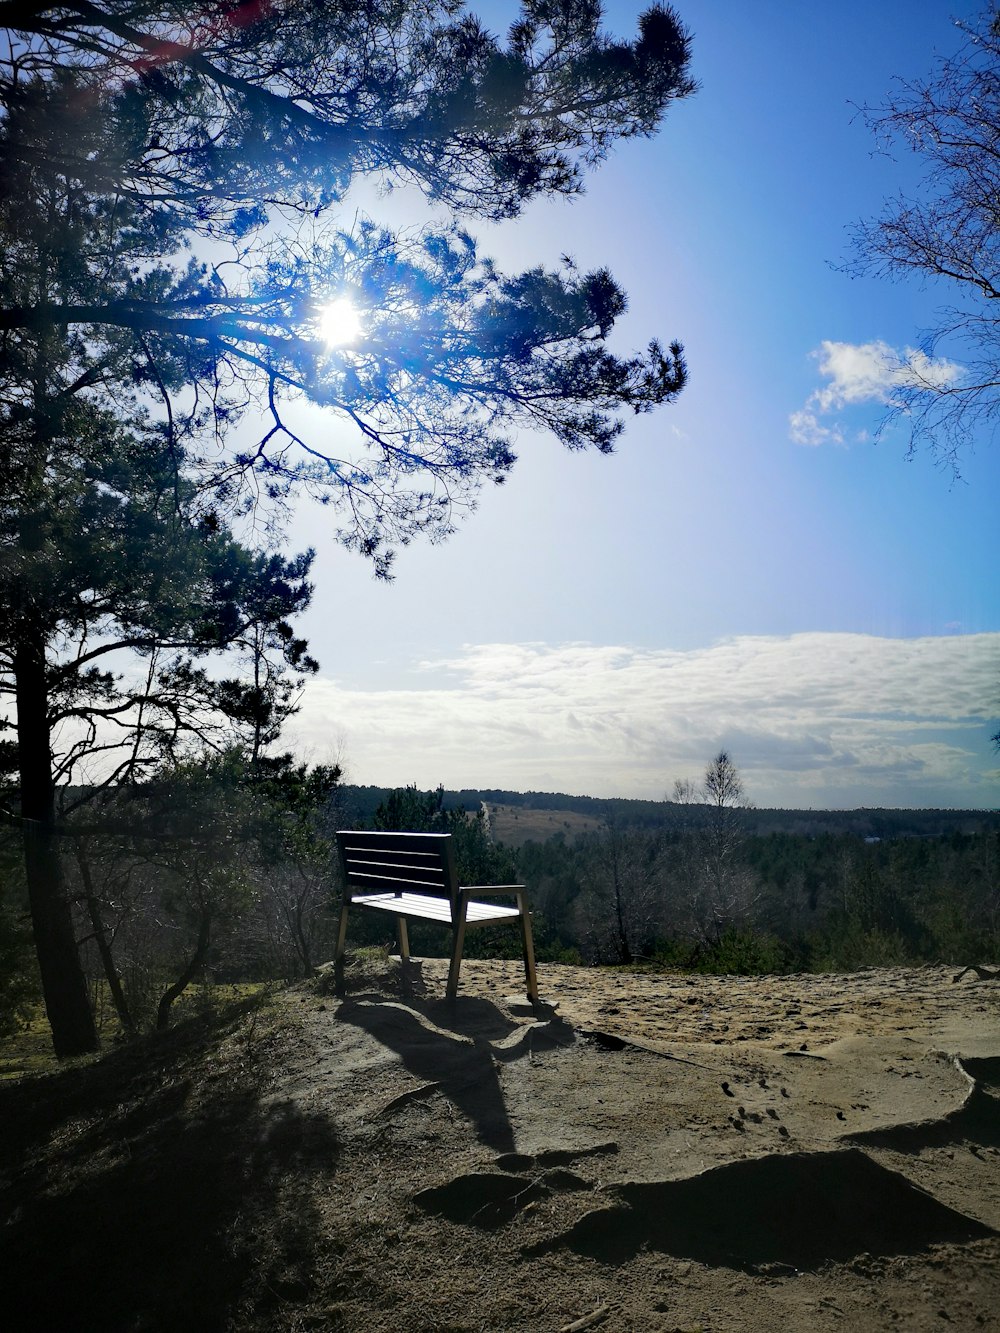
[334,830,539,1002]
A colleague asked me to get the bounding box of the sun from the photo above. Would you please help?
[317,296,363,348]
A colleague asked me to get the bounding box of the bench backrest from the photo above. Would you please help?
[336,830,460,913]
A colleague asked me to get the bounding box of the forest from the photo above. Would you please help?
[2,764,997,1055]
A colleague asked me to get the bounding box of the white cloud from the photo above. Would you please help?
[789,340,964,446]
[788,409,844,448]
[286,633,1000,809]
[812,340,901,410]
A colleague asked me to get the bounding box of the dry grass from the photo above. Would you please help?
[486,803,603,847]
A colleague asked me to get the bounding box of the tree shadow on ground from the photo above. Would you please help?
[0,1001,340,1332]
[336,988,573,1154]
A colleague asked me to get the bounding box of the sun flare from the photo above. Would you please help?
[317,296,362,347]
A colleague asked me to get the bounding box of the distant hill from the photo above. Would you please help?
[337,785,998,845]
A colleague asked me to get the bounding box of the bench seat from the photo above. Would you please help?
[351,891,522,925]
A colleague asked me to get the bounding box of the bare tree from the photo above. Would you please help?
[848,7,1000,469]
[703,751,745,811]
[577,814,663,964]
[669,752,759,947]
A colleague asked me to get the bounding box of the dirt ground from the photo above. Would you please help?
[2,959,1000,1331]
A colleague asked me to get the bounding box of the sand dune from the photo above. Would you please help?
[266,957,1000,1329]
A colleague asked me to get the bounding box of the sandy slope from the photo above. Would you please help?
[3,960,998,1331]
[266,959,1000,1331]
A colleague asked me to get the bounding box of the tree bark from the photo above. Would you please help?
[156,908,212,1030]
[75,838,135,1036]
[15,626,98,1057]
[606,826,633,966]
[281,874,313,976]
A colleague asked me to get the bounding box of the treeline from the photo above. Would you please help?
[3,772,998,1050]
[341,785,996,840]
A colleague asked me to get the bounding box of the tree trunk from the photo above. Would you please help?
[75,839,135,1036]
[293,895,312,976]
[284,875,313,976]
[156,909,212,1030]
[607,829,633,965]
[15,628,98,1057]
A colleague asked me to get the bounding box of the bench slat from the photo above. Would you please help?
[343,852,446,866]
[343,864,450,892]
[338,831,452,853]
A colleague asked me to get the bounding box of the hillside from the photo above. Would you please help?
[339,785,998,845]
[3,959,999,1330]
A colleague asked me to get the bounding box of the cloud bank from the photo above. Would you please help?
[790,340,964,446]
[287,633,1000,809]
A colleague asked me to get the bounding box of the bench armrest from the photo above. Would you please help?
[459,884,526,896]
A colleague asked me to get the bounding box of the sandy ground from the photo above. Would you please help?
[3,959,999,1331]
[266,958,1000,1332]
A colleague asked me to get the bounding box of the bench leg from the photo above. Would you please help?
[397,916,410,962]
[516,893,539,1004]
[333,903,350,995]
[446,896,469,1000]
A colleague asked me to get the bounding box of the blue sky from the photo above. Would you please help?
[282,1,1000,809]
